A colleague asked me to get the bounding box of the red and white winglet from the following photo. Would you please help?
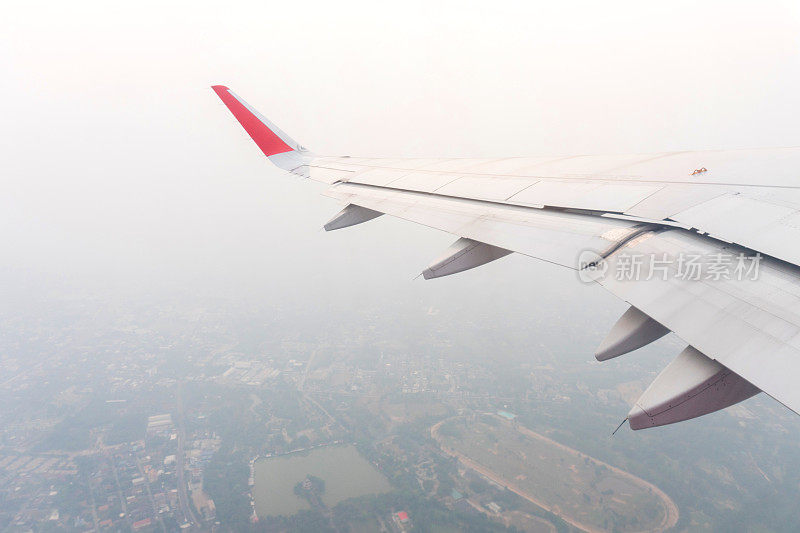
[211,85,312,174]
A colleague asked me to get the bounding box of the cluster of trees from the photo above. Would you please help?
[35,399,148,452]
[256,510,334,533]
[330,491,517,533]
[203,446,252,531]
[293,474,327,510]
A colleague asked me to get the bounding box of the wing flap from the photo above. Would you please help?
[324,182,641,269]
[595,229,800,415]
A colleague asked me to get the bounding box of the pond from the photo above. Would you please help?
[253,444,392,517]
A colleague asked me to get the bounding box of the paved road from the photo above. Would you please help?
[135,456,167,533]
[176,382,200,528]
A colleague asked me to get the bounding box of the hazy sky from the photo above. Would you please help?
[3,0,800,300]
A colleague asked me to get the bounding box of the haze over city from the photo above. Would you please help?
[3,1,800,531]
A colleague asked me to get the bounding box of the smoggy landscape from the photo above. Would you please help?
[5,2,800,531]
[3,254,800,532]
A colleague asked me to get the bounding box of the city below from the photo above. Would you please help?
[2,286,799,532]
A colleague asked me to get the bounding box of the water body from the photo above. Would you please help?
[253,445,392,517]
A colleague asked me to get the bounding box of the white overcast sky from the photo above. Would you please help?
[2,0,800,299]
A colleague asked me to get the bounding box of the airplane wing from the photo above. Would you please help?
[211,85,800,431]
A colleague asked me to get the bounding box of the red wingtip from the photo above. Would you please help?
[211,86,294,157]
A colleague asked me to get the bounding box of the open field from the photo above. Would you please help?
[505,510,557,533]
[381,399,449,424]
[253,445,392,517]
[433,416,678,533]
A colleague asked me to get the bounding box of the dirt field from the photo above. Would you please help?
[433,416,678,533]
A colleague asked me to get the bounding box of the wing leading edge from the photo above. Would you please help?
[211,85,800,431]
